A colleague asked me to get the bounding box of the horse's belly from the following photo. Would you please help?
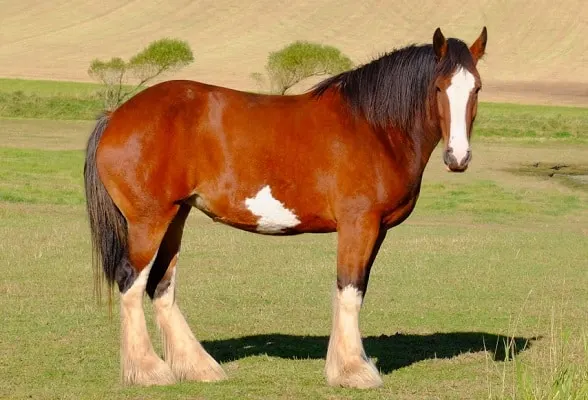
[186,184,335,235]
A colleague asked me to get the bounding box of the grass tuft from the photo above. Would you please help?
[487,311,588,400]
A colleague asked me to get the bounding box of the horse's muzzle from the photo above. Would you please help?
[443,147,471,172]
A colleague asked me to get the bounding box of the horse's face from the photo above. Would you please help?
[433,27,487,172]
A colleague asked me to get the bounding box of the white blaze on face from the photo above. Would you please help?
[245,185,300,233]
[446,67,476,164]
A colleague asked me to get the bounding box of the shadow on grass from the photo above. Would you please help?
[203,332,537,373]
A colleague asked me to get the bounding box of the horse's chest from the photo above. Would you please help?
[380,189,420,228]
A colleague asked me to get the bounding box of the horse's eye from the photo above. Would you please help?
[436,86,442,92]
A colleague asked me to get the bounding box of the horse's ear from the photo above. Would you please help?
[469,26,487,64]
[433,27,447,61]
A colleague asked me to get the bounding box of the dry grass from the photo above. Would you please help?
[0,119,93,150]
[0,0,587,106]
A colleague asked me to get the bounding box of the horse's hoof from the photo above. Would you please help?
[123,356,176,386]
[326,357,383,389]
[179,363,228,382]
[169,352,228,382]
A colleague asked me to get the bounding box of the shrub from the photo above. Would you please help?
[88,38,194,110]
[253,41,353,95]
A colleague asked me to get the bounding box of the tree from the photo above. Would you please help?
[252,41,354,95]
[88,38,194,110]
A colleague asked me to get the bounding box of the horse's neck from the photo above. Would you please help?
[394,111,442,176]
[419,125,443,168]
[418,101,443,169]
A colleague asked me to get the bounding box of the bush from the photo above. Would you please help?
[88,38,194,110]
[253,41,353,95]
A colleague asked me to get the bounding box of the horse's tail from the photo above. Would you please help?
[84,112,128,309]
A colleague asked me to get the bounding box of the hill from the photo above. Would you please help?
[1,0,586,106]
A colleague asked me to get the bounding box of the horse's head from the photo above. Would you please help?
[432,27,487,172]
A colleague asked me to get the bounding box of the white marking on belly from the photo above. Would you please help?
[447,67,475,164]
[245,185,300,233]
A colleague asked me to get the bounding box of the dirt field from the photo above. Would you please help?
[1,1,587,106]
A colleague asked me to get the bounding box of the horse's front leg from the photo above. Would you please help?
[325,212,387,389]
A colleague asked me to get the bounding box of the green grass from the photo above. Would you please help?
[1,195,586,399]
[0,114,587,399]
[0,91,103,120]
[418,180,581,222]
[475,103,588,142]
[0,78,130,120]
[0,148,84,204]
[0,78,105,97]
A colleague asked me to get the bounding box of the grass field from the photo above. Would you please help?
[0,102,586,399]
[0,79,106,120]
[0,78,104,97]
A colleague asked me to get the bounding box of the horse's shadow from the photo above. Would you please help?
[203,332,537,373]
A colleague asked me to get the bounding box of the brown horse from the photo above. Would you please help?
[84,27,487,389]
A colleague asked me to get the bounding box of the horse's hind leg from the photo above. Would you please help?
[120,212,179,386]
[149,204,227,382]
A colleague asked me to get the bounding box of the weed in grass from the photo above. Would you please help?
[487,307,588,400]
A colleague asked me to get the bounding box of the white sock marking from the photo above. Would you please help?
[153,267,227,381]
[337,286,363,350]
[446,67,475,164]
[245,185,300,233]
[120,251,175,385]
[121,252,156,315]
[325,285,381,387]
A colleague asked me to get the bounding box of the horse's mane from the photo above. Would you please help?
[311,39,475,132]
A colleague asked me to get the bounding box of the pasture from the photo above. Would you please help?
[0,92,586,398]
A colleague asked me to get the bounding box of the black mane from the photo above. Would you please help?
[312,39,475,132]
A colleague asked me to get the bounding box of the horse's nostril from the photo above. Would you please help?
[462,150,472,166]
[443,149,457,166]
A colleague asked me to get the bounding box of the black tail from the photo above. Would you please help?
[84,113,128,307]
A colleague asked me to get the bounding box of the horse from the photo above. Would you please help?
[84,26,487,389]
